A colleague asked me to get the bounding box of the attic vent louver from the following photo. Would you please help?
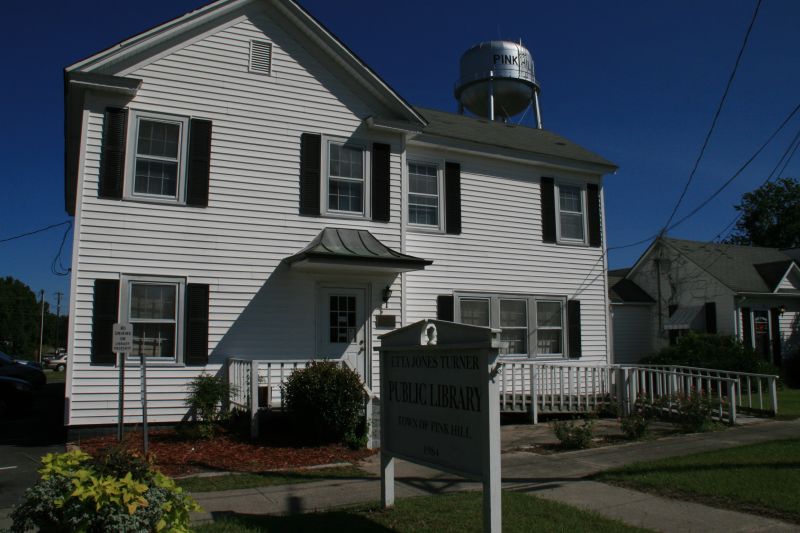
[249,40,272,75]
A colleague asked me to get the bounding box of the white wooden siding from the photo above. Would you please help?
[403,148,610,364]
[68,6,403,426]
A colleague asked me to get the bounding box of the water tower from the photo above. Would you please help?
[454,40,542,127]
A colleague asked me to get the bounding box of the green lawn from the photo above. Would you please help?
[196,491,648,533]
[46,370,66,383]
[597,438,800,523]
[178,466,370,492]
[778,387,800,419]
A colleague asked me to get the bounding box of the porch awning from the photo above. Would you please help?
[286,228,433,273]
[664,306,702,330]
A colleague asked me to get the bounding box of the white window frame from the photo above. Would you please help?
[406,156,445,232]
[454,292,567,360]
[125,110,190,205]
[554,180,589,245]
[119,275,186,364]
[320,136,370,219]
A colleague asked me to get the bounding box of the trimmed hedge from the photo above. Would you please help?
[641,332,778,375]
[283,361,368,448]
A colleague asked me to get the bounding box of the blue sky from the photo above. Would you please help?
[2,0,799,309]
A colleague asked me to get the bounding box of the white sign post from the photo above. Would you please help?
[377,319,502,533]
[112,323,133,441]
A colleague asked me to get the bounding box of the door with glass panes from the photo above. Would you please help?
[317,287,367,379]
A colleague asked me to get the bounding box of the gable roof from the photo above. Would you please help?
[608,270,654,304]
[64,0,427,214]
[660,237,798,293]
[413,107,618,172]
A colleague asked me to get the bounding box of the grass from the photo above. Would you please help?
[195,491,648,532]
[46,370,66,383]
[596,438,800,523]
[777,387,800,419]
[178,466,371,492]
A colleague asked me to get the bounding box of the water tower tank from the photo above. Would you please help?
[454,40,541,125]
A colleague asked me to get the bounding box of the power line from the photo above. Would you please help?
[51,221,73,277]
[664,103,800,234]
[0,221,72,245]
[661,0,762,232]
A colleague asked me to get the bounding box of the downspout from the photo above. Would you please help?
[655,254,663,334]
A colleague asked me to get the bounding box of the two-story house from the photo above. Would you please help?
[63,0,617,429]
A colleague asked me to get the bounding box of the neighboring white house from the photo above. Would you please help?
[612,237,800,365]
[63,0,617,429]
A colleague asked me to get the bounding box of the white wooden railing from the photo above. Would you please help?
[227,358,374,441]
[631,364,779,416]
[228,358,779,436]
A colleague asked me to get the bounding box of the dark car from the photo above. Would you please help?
[0,351,46,388]
[0,376,34,418]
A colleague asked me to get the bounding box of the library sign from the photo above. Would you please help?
[378,320,502,533]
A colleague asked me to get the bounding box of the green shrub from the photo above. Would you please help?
[282,361,368,448]
[620,410,650,440]
[186,373,232,438]
[641,332,779,374]
[552,418,594,450]
[674,393,718,433]
[10,450,199,533]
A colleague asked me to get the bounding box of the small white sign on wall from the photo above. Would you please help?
[113,323,133,353]
[378,319,502,533]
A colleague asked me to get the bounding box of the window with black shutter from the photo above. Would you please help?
[567,300,582,358]
[444,162,461,235]
[372,143,391,222]
[540,177,556,243]
[437,295,454,322]
[185,284,210,366]
[91,279,119,365]
[99,108,212,206]
[299,133,322,216]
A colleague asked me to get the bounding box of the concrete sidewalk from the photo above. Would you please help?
[191,418,800,532]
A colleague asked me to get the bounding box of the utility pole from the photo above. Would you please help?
[38,290,45,364]
[55,292,63,352]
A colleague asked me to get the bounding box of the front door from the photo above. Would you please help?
[318,287,367,379]
[752,310,771,360]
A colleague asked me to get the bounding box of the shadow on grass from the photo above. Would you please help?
[204,510,393,532]
[597,461,800,479]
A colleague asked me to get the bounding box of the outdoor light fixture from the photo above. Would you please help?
[780,305,786,316]
[382,285,393,304]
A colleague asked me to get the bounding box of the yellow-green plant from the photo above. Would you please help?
[10,449,199,533]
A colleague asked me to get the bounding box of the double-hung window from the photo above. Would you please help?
[327,141,365,214]
[556,183,586,243]
[455,293,565,358]
[127,111,189,203]
[408,161,441,227]
[122,276,185,362]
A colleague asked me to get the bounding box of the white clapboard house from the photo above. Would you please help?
[610,237,800,365]
[63,0,617,429]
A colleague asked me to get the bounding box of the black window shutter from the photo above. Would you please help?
[98,108,127,200]
[299,133,321,216]
[91,279,119,365]
[372,142,391,222]
[705,302,717,334]
[185,284,210,366]
[770,308,781,363]
[437,295,454,322]
[567,300,582,358]
[587,183,602,247]
[741,307,752,348]
[444,162,461,235]
[186,119,212,207]
[541,177,556,243]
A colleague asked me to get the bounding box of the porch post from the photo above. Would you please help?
[769,377,778,416]
[530,365,538,424]
[727,380,737,425]
[250,360,259,439]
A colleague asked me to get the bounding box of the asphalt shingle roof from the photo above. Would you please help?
[413,107,617,171]
[663,238,797,293]
[608,273,654,303]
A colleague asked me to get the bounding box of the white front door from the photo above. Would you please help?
[318,287,367,379]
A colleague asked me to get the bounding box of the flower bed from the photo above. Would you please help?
[78,429,376,477]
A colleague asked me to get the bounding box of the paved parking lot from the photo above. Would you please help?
[0,380,66,520]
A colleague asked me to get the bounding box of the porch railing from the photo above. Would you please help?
[631,364,779,415]
[228,358,779,437]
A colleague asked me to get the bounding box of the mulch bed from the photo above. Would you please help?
[77,429,376,477]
